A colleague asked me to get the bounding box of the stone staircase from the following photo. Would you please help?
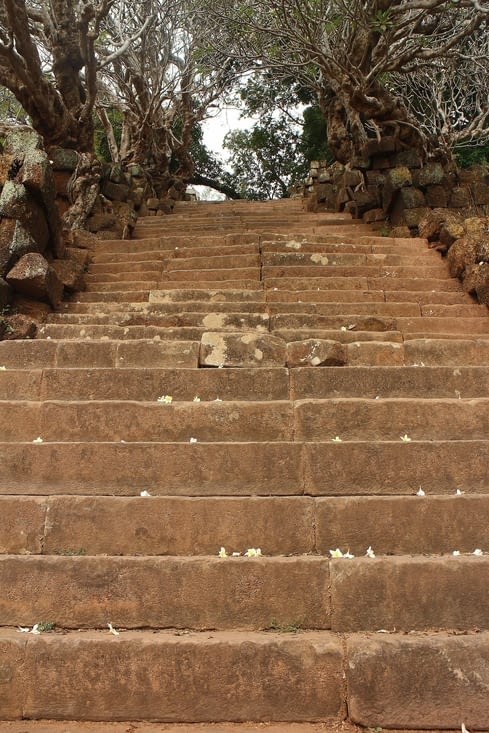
[1,197,489,730]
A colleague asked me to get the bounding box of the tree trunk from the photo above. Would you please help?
[63,154,102,230]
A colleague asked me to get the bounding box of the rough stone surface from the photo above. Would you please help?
[6,252,63,307]
[286,339,347,367]
[51,258,86,292]
[200,332,287,367]
[2,312,37,339]
[347,633,489,728]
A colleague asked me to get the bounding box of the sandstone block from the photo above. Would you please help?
[286,339,347,367]
[450,186,471,208]
[6,252,63,307]
[362,208,385,224]
[398,186,425,209]
[200,332,287,367]
[472,181,489,205]
[346,341,404,366]
[347,632,489,728]
[51,259,85,292]
[102,180,130,202]
[414,162,445,186]
[19,148,63,257]
[47,147,78,171]
[447,237,476,278]
[2,313,37,339]
[424,184,448,208]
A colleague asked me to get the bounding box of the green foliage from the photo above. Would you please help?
[371,9,393,33]
[37,621,56,632]
[268,618,304,632]
[455,143,489,168]
[301,106,331,163]
[224,114,308,199]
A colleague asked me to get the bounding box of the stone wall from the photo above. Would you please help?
[300,139,489,237]
[297,139,489,306]
[0,130,89,339]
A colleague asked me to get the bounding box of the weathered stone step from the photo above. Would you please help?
[68,290,151,302]
[171,243,261,259]
[84,280,158,291]
[265,276,461,291]
[261,239,431,254]
[168,254,261,270]
[1,440,488,495]
[1,627,488,727]
[0,629,343,723]
[0,339,200,369]
[149,288,265,303]
[38,323,261,341]
[156,279,261,290]
[384,289,475,304]
[2,554,489,633]
[295,397,489,440]
[0,400,294,442]
[52,301,270,317]
[291,365,489,398]
[92,250,171,264]
[405,338,489,365]
[0,367,289,401]
[4,397,487,443]
[5,494,489,557]
[0,555,327,631]
[271,313,489,334]
[0,723,340,733]
[0,442,303,494]
[163,267,261,282]
[89,260,167,273]
[85,271,162,283]
[46,311,271,328]
[14,487,489,552]
[261,251,437,266]
[262,265,449,279]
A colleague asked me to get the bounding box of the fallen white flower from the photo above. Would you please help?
[365,546,376,558]
[416,487,425,496]
[214,397,222,402]
[244,548,262,557]
[332,436,342,443]
[473,549,483,556]
[33,437,43,444]
[157,395,173,403]
[189,437,198,443]
[232,552,241,557]
[329,548,354,559]
[400,434,412,442]
[462,724,470,733]
[456,489,464,496]
[30,624,40,635]
[17,626,30,633]
[140,490,151,497]
[193,396,201,402]
[0,366,6,370]
[452,550,461,556]
[218,547,227,558]
[340,326,347,332]
[107,622,120,636]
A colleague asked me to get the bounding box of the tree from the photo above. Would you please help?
[199,0,489,165]
[224,113,307,199]
[97,0,240,196]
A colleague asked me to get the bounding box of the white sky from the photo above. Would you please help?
[202,105,257,158]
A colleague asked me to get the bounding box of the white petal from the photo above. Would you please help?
[462,724,470,733]
[473,549,483,556]
[416,488,425,496]
[452,550,461,556]
[107,622,120,636]
[140,490,151,497]
[189,437,198,443]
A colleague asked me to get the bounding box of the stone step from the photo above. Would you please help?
[0,339,200,369]
[271,313,489,334]
[89,260,168,273]
[291,365,489,398]
[0,367,289,401]
[2,553,489,633]
[0,555,328,631]
[0,629,343,723]
[38,323,261,341]
[46,311,271,329]
[0,440,487,495]
[261,251,438,266]
[84,280,158,291]
[265,277,461,291]
[262,265,449,280]
[405,338,489,365]
[1,627,487,727]
[153,279,262,291]
[168,253,261,270]
[260,239,432,254]
[163,267,261,282]
[85,271,162,283]
[0,723,339,733]
[6,364,489,401]
[3,397,487,443]
[5,493,489,557]
[52,301,270,317]
[0,400,294,442]
[68,290,151,302]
